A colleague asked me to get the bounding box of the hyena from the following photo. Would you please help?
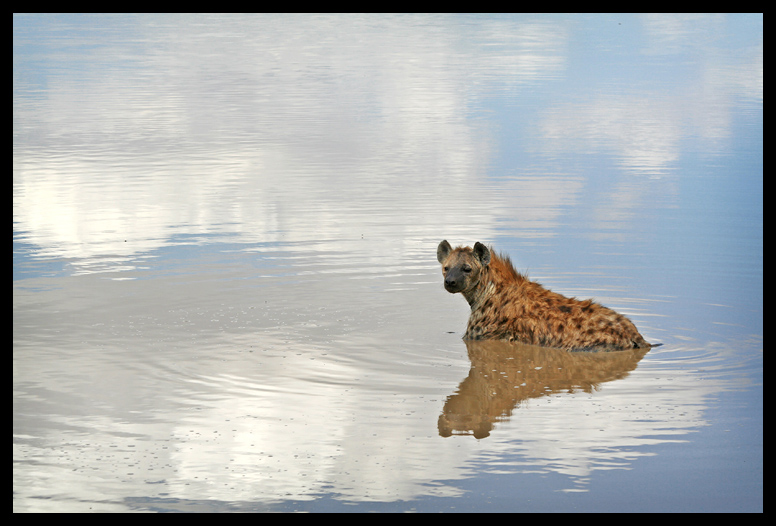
[437,240,656,351]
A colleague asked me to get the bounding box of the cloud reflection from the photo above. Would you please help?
[14,15,573,277]
[13,15,762,509]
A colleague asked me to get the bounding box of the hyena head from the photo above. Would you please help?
[437,240,491,294]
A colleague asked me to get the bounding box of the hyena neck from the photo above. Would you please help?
[462,266,498,311]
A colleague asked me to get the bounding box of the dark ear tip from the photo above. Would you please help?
[473,241,491,264]
[437,240,453,264]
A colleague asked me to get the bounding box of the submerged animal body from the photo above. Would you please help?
[437,240,654,351]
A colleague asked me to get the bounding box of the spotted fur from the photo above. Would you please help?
[437,240,654,351]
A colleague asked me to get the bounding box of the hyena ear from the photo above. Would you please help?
[473,242,491,266]
[437,240,453,264]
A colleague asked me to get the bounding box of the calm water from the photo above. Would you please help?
[14,14,762,512]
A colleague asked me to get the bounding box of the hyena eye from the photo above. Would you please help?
[462,265,472,273]
[443,267,449,272]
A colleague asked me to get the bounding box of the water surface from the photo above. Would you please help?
[14,14,762,512]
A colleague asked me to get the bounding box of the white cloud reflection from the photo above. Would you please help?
[14,14,762,278]
[13,14,762,510]
[13,15,574,276]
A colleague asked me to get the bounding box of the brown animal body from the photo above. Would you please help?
[437,240,655,351]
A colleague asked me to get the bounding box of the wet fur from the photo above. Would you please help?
[437,240,655,351]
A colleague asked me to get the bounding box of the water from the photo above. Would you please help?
[14,14,762,512]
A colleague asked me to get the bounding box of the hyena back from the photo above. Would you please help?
[437,240,654,351]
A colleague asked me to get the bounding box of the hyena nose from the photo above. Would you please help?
[445,277,457,287]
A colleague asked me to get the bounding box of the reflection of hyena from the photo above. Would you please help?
[437,240,656,351]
